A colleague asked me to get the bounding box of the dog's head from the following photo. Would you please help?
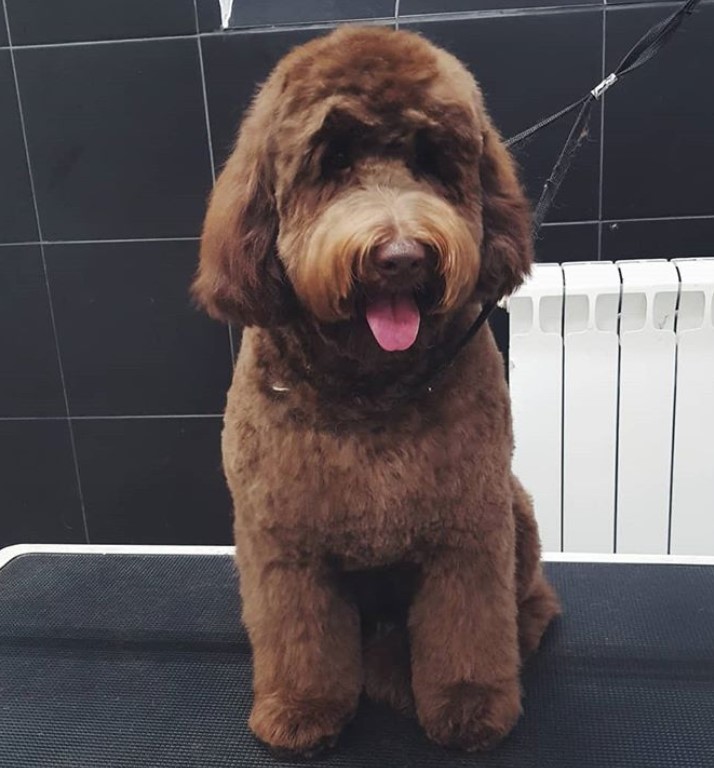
[193,27,532,355]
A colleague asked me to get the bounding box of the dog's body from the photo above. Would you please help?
[194,26,559,756]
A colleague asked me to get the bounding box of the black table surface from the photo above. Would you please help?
[0,552,712,767]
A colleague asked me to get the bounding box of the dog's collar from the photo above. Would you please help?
[409,299,496,396]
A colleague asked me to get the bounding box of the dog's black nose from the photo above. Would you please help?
[373,239,427,279]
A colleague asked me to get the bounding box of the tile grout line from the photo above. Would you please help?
[395,3,606,25]
[2,31,200,51]
[1,214,713,250]
[2,0,90,544]
[71,413,225,420]
[0,238,201,247]
[539,220,599,228]
[42,236,201,245]
[197,17,393,36]
[194,1,237,363]
[192,2,216,184]
[602,214,714,224]
[597,6,607,260]
[1,1,710,51]
[191,1,236,365]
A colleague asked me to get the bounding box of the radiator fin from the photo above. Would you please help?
[670,259,714,555]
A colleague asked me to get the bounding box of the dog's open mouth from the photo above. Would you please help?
[365,292,421,352]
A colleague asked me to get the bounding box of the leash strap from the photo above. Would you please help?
[416,0,703,393]
[519,0,703,232]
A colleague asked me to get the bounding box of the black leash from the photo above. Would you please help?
[414,0,703,394]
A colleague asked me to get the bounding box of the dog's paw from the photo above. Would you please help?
[249,693,354,758]
[418,681,521,751]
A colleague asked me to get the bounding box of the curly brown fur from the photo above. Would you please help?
[193,26,559,757]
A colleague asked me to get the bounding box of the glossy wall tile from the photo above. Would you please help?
[0,51,38,243]
[603,3,714,220]
[602,217,714,262]
[74,417,232,545]
[4,0,198,46]
[14,38,213,240]
[228,0,394,28]
[45,240,232,417]
[196,0,222,32]
[0,245,65,417]
[536,223,599,263]
[0,420,85,547]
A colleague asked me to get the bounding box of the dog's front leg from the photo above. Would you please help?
[409,542,521,751]
[240,555,362,757]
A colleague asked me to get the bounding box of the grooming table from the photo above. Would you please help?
[0,546,712,767]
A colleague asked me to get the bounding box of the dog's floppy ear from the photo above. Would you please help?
[192,78,291,327]
[476,115,534,302]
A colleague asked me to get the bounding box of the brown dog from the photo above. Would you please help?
[193,26,559,757]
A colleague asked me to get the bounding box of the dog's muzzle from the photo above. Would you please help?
[290,188,480,347]
[363,239,428,352]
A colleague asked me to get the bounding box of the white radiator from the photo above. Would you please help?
[508,258,714,556]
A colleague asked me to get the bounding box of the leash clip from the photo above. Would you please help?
[591,72,618,99]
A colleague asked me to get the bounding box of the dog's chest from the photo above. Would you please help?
[224,389,503,565]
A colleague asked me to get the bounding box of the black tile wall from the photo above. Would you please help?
[400,0,596,14]
[229,0,394,28]
[197,0,222,33]
[0,51,38,243]
[45,240,232,417]
[0,420,84,547]
[4,0,198,46]
[0,3,8,47]
[602,217,714,262]
[74,418,232,545]
[202,27,330,171]
[14,38,213,241]
[603,2,714,220]
[536,223,599,263]
[0,0,711,547]
[405,9,603,222]
[0,245,65,417]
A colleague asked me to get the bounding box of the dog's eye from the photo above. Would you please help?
[322,143,353,175]
[332,150,351,170]
[413,131,442,179]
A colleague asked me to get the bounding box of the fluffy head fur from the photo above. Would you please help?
[192,25,533,343]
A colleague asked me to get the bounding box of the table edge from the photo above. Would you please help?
[1,544,713,571]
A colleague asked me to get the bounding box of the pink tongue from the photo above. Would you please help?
[365,293,421,352]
